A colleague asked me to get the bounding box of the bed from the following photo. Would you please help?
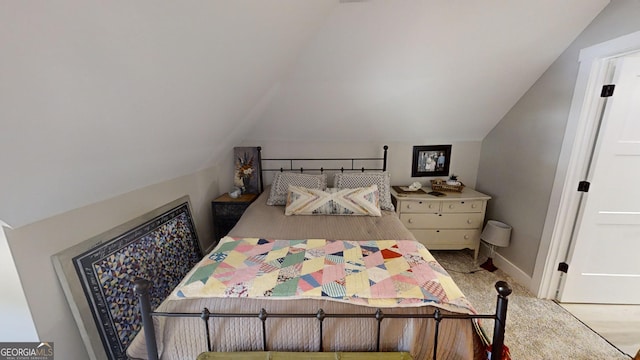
[126,147,510,360]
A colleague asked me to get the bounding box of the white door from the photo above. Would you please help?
[559,55,640,304]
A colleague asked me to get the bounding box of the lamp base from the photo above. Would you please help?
[480,257,498,272]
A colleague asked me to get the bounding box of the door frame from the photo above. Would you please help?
[533,30,640,300]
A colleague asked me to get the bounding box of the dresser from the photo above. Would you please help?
[391,187,491,260]
[211,192,258,244]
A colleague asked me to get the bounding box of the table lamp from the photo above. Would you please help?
[479,220,512,272]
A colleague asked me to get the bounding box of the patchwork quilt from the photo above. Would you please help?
[171,237,475,314]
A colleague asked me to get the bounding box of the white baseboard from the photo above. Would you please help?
[479,243,533,292]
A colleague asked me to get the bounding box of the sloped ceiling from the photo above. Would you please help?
[244,0,610,142]
[0,0,608,227]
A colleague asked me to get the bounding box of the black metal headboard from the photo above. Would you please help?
[257,145,388,193]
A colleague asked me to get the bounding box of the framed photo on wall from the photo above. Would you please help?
[411,145,452,177]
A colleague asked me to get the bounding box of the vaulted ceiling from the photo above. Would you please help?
[0,0,609,227]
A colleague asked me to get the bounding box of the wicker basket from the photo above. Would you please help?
[431,179,465,192]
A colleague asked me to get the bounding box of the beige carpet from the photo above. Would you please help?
[431,250,631,360]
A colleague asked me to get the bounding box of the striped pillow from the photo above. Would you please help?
[285,185,381,216]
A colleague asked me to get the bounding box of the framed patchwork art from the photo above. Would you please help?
[52,196,203,360]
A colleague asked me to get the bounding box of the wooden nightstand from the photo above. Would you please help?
[211,192,259,243]
[391,186,491,261]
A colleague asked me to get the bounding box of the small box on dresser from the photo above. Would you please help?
[391,186,491,261]
[211,192,258,244]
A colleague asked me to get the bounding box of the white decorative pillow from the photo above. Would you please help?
[285,185,381,216]
[266,173,327,206]
[333,172,394,211]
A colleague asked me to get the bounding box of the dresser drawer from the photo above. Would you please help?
[400,213,439,229]
[399,199,440,213]
[441,200,484,213]
[400,213,484,229]
[412,229,480,248]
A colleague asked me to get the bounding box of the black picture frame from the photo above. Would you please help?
[411,145,452,177]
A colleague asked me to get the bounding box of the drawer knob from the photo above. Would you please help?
[449,204,454,209]
[464,234,469,239]
[467,219,473,224]
[408,218,414,224]
[428,204,433,208]
[407,204,412,209]
[472,204,477,208]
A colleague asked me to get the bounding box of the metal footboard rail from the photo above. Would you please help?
[133,280,512,360]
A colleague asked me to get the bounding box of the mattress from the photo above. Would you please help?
[127,189,484,360]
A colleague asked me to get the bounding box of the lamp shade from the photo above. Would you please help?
[480,220,512,248]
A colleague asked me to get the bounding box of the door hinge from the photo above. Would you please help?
[601,84,615,97]
[558,262,569,273]
[577,181,590,192]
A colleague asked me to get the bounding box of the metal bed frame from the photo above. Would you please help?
[131,145,512,360]
[134,279,511,360]
[257,145,389,193]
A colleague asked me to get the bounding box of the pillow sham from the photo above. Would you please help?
[285,185,381,216]
[266,172,327,206]
[333,172,394,211]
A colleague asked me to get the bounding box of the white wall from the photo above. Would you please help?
[476,0,640,281]
[0,225,38,341]
[0,1,336,229]
[5,165,223,360]
[243,1,607,144]
[244,140,482,189]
